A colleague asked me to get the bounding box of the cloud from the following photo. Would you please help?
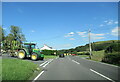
[104,20,118,25]
[68,32,74,35]
[64,32,74,37]
[104,20,113,25]
[81,35,87,37]
[99,20,118,27]
[77,31,87,37]
[104,20,108,23]
[114,21,118,24]
[90,33,105,40]
[70,38,75,40]
[76,31,105,40]
[111,27,120,36]
[77,31,86,35]
[91,33,105,36]
[31,30,35,32]
[99,24,104,27]
[92,37,105,40]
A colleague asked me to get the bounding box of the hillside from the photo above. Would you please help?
[60,40,120,53]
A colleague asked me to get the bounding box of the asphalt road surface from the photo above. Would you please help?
[33,56,119,82]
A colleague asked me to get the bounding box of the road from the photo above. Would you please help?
[33,56,119,82]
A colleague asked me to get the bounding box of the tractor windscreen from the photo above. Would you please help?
[31,45,35,49]
[24,45,30,48]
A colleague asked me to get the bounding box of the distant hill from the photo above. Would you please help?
[59,40,120,53]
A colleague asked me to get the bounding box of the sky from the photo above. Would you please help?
[2,2,119,50]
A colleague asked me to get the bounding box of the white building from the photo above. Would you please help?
[40,44,55,50]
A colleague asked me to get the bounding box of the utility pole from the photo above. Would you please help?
[88,29,92,59]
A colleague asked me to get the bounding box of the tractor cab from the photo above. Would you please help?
[23,42,36,55]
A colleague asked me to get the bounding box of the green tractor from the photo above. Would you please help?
[9,42,44,61]
[17,42,44,60]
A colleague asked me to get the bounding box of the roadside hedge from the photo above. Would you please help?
[102,52,120,65]
[77,52,90,55]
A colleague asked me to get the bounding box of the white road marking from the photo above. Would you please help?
[39,61,48,67]
[56,57,58,59]
[72,60,80,64]
[33,71,44,81]
[90,69,115,82]
[43,59,53,67]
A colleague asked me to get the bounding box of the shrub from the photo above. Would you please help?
[102,52,120,65]
[42,50,57,55]
[105,43,120,53]
[77,52,90,55]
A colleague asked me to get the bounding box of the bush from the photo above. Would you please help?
[77,52,90,55]
[102,52,120,65]
[105,43,120,53]
[42,50,57,55]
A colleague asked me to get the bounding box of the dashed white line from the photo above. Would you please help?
[39,61,48,67]
[33,71,44,81]
[43,59,53,67]
[56,57,58,59]
[90,69,115,82]
[72,60,80,64]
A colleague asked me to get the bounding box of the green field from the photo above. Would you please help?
[94,40,118,44]
[44,55,58,59]
[91,50,105,61]
[2,58,40,80]
[78,50,105,61]
[79,55,89,58]
[0,58,2,81]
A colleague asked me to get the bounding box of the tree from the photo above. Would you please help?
[0,26,5,53]
[2,34,14,51]
[10,25,26,42]
[2,25,26,52]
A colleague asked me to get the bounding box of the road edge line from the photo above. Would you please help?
[33,70,44,81]
[39,61,48,66]
[43,59,53,67]
[90,69,115,82]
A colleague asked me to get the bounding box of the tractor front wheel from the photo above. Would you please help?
[31,53,38,61]
[18,50,26,59]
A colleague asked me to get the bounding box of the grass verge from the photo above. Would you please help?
[78,50,105,61]
[79,55,89,58]
[0,58,2,81]
[44,55,57,59]
[2,58,40,80]
[91,50,105,61]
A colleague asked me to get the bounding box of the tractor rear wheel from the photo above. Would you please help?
[18,50,26,59]
[31,53,38,61]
